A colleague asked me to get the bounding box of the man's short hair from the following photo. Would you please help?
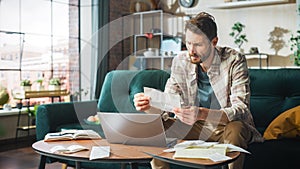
[185,12,217,41]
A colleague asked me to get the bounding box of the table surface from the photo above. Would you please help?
[32,139,240,167]
[32,139,165,163]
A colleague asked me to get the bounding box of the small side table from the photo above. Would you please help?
[12,89,69,140]
[15,101,35,139]
[244,53,269,68]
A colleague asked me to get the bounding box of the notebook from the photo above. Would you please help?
[97,112,177,148]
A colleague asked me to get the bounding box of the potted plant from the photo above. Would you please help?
[0,86,9,106]
[289,30,300,66]
[229,22,248,53]
[48,78,61,90]
[20,79,32,91]
[35,79,44,91]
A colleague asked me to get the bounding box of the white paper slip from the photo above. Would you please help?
[163,148,176,153]
[208,153,232,162]
[174,140,218,150]
[144,87,181,112]
[89,146,110,160]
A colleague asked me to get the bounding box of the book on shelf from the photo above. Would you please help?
[44,129,102,141]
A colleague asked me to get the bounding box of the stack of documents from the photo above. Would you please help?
[167,140,250,162]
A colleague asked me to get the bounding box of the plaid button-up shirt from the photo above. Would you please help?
[164,47,263,143]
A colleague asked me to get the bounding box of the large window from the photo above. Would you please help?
[0,0,83,107]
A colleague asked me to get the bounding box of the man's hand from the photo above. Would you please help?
[173,106,199,125]
[133,93,151,111]
[174,106,229,125]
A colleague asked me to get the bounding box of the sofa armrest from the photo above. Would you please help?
[35,101,98,141]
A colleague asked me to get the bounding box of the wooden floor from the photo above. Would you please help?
[0,136,64,169]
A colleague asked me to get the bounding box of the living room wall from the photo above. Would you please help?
[106,0,298,69]
[168,0,298,67]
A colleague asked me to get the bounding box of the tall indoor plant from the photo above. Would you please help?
[289,30,300,66]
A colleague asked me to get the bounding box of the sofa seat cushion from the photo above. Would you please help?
[263,105,300,140]
[245,138,300,169]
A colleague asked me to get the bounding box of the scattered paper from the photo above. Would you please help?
[89,146,110,160]
[174,140,218,150]
[173,146,227,159]
[215,144,251,154]
[163,148,176,153]
[208,153,232,162]
[144,87,181,112]
[172,140,250,161]
[50,145,88,154]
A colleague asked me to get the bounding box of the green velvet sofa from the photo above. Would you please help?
[36,68,300,169]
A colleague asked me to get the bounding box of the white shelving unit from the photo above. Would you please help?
[132,10,174,70]
[297,0,300,29]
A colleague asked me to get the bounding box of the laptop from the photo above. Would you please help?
[97,112,177,148]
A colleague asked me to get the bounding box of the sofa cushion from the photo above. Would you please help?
[249,69,300,134]
[263,105,300,140]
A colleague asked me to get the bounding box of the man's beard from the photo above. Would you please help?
[189,52,209,64]
[189,46,213,64]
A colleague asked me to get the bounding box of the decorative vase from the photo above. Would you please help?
[21,86,31,91]
[36,85,44,91]
[234,48,244,54]
[135,2,141,12]
[48,85,60,91]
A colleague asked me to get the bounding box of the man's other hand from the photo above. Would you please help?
[133,93,151,111]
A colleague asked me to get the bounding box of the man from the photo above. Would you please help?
[134,12,263,169]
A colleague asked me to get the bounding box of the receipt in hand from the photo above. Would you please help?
[144,87,181,112]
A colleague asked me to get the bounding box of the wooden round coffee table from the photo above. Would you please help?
[32,139,166,169]
[33,139,240,169]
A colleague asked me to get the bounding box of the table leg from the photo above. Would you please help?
[38,155,46,169]
[259,54,262,68]
[129,162,139,169]
[221,164,229,169]
[75,161,81,169]
[121,163,127,169]
[120,163,139,169]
